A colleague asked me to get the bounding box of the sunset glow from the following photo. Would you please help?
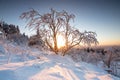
[57,34,65,49]
[0,0,120,46]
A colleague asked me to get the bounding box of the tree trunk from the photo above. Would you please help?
[107,52,112,68]
[53,32,58,54]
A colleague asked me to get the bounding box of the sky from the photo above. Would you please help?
[0,0,120,46]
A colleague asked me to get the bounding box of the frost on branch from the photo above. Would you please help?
[20,8,98,55]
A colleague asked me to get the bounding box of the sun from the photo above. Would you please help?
[57,34,65,49]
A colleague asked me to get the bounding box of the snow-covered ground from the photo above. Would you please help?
[0,40,120,80]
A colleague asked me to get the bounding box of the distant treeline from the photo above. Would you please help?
[0,21,45,48]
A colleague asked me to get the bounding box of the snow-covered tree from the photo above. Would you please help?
[20,8,98,55]
[0,21,28,45]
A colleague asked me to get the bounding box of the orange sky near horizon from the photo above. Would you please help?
[99,40,120,46]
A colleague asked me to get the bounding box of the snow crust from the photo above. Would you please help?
[0,40,119,80]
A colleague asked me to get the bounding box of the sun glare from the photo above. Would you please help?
[57,34,65,49]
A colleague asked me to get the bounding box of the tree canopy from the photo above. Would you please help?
[20,8,98,55]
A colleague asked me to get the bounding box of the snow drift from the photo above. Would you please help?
[0,39,119,80]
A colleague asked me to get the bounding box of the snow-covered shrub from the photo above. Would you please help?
[68,48,101,65]
[111,58,120,77]
[101,47,120,77]
[28,34,45,50]
[8,33,28,45]
[99,47,120,68]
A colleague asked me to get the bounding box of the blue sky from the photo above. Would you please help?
[0,0,120,46]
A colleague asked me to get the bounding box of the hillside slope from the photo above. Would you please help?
[0,40,119,80]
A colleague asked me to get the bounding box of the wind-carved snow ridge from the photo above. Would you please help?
[0,40,120,80]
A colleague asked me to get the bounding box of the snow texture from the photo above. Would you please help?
[0,40,120,80]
